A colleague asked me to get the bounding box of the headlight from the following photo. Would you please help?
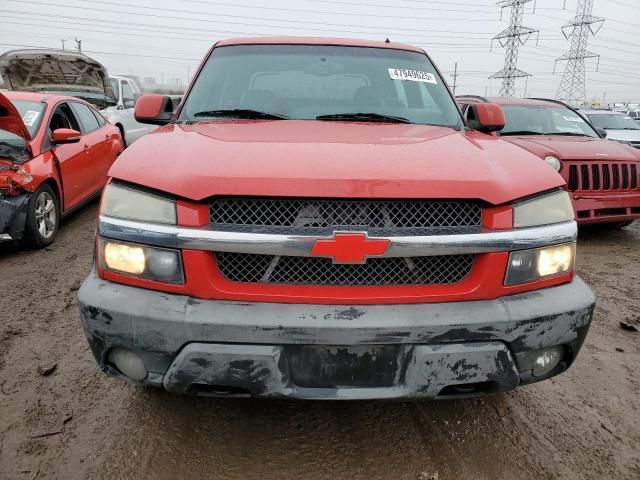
[543,156,561,172]
[505,243,575,285]
[101,182,176,224]
[513,190,574,228]
[99,238,184,284]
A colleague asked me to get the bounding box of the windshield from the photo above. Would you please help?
[180,44,462,127]
[586,113,640,130]
[500,105,598,137]
[110,78,120,103]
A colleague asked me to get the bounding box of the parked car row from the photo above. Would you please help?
[1,45,639,251]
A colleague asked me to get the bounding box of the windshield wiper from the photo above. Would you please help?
[544,132,592,137]
[192,109,288,120]
[316,112,412,123]
[500,130,544,136]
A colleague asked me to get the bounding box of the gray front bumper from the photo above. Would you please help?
[78,270,595,399]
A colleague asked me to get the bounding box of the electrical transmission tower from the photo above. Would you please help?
[490,0,538,98]
[555,0,604,106]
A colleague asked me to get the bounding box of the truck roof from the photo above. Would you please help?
[215,36,425,53]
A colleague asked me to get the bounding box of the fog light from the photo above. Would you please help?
[532,346,563,377]
[107,348,147,381]
[104,242,145,275]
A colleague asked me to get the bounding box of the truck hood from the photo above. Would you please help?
[501,135,640,161]
[109,120,565,205]
[0,92,30,141]
[0,49,115,106]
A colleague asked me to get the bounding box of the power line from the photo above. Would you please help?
[490,0,538,98]
[7,0,505,26]
[555,0,604,105]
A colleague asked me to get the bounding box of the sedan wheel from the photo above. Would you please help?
[23,184,60,248]
[35,191,57,239]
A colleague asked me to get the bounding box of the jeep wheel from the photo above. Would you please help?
[23,184,59,248]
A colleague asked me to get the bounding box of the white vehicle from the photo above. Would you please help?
[581,109,640,149]
[102,75,156,146]
[626,110,640,124]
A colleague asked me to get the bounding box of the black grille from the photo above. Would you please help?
[566,162,639,192]
[209,198,482,235]
[591,164,600,190]
[568,165,579,191]
[580,165,590,190]
[216,252,474,286]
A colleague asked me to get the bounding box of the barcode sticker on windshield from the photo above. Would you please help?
[388,68,437,84]
[22,111,40,127]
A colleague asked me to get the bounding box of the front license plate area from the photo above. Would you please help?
[285,345,400,388]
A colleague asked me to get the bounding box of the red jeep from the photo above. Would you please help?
[457,96,640,228]
[78,38,595,399]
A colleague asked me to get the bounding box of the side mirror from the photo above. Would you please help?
[596,127,608,138]
[52,128,81,144]
[124,98,135,109]
[134,94,174,125]
[466,103,505,133]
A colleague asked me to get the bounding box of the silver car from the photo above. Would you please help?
[581,109,640,149]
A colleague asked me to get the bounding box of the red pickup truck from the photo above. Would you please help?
[78,37,595,399]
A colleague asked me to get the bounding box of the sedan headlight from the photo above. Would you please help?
[98,238,184,284]
[101,182,176,224]
[513,190,574,228]
[505,243,575,285]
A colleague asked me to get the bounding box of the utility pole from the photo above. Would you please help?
[74,37,82,53]
[60,39,66,50]
[555,0,604,106]
[451,62,459,95]
[490,0,539,98]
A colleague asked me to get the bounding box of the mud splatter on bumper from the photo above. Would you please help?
[78,269,595,399]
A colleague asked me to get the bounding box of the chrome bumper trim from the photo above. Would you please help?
[99,216,577,257]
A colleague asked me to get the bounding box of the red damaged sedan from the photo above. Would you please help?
[457,96,640,228]
[0,91,123,247]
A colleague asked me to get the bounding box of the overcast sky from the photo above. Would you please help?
[0,0,638,102]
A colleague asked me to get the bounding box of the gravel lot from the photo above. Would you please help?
[0,202,638,480]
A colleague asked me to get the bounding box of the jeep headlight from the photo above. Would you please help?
[513,190,574,228]
[101,182,176,224]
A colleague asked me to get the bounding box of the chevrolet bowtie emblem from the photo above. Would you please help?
[310,233,390,264]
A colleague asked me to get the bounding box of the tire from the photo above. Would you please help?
[23,183,60,248]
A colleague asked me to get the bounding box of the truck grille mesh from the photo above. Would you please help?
[216,252,475,286]
[567,162,638,192]
[209,198,482,234]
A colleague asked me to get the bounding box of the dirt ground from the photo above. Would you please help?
[0,202,638,480]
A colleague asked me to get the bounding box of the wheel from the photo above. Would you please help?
[23,184,59,248]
